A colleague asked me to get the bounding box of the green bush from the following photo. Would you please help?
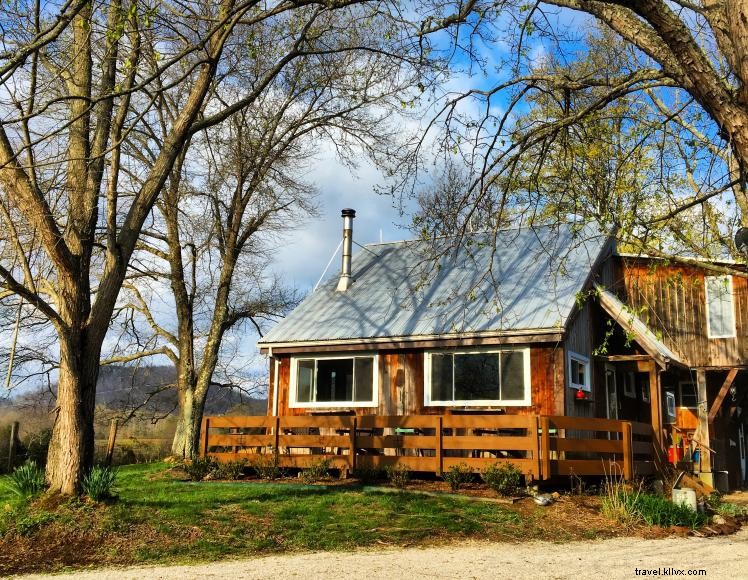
[82,465,118,502]
[705,493,748,518]
[352,466,385,483]
[481,462,522,496]
[385,464,410,489]
[2,460,46,499]
[251,453,282,480]
[182,457,219,481]
[444,463,473,491]
[300,459,331,484]
[602,491,706,528]
[215,459,246,480]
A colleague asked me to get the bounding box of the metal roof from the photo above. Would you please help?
[259,222,611,346]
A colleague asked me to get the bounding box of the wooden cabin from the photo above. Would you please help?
[203,211,746,489]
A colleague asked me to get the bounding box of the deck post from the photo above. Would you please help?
[349,417,357,475]
[200,417,209,458]
[435,415,443,476]
[622,422,633,480]
[696,370,713,486]
[540,416,551,480]
[274,416,281,456]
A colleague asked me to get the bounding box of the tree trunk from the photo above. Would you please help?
[171,384,208,458]
[45,335,99,495]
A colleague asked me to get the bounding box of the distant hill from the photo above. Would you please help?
[11,365,268,417]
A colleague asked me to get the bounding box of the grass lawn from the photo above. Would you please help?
[0,462,631,575]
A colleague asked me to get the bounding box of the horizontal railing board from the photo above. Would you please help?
[553,438,623,454]
[441,435,536,451]
[356,435,437,450]
[278,435,351,448]
[357,416,437,429]
[208,416,275,429]
[208,434,274,447]
[554,459,626,476]
[441,415,535,430]
[546,416,626,432]
[281,416,354,429]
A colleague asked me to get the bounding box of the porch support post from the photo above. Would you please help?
[648,364,662,448]
[696,369,714,486]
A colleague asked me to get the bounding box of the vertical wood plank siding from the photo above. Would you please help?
[618,258,748,368]
[273,346,564,417]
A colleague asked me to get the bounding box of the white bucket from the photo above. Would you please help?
[672,487,698,512]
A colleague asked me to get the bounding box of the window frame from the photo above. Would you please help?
[289,353,379,409]
[677,380,698,410]
[567,351,591,393]
[705,275,736,339]
[623,371,637,399]
[424,347,532,407]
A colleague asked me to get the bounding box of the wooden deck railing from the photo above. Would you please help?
[201,414,656,482]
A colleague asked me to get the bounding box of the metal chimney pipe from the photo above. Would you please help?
[336,208,356,291]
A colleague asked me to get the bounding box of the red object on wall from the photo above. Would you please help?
[575,389,586,400]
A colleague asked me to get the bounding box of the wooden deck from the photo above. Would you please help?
[201,414,657,482]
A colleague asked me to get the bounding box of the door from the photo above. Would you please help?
[605,366,618,420]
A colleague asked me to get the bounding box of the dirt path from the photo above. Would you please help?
[14,528,748,579]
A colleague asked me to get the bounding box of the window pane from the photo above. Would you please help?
[354,358,374,402]
[454,353,500,400]
[296,360,314,403]
[680,382,698,408]
[431,354,453,401]
[501,351,526,400]
[316,359,354,402]
[707,276,734,337]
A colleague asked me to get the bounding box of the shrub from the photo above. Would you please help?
[182,457,219,481]
[705,493,748,518]
[481,462,522,496]
[444,463,473,491]
[385,464,410,489]
[352,466,385,483]
[215,459,246,480]
[251,453,281,480]
[3,460,46,499]
[82,465,118,502]
[300,459,331,484]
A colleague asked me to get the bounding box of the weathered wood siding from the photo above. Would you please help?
[271,345,564,417]
[617,258,748,368]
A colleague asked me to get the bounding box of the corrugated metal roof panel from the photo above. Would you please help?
[260,222,610,345]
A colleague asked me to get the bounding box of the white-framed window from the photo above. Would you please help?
[424,348,531,407]
[289,354,378,408]
[567,351,591,392]
[623,371,637,399]
[705,275,736,339]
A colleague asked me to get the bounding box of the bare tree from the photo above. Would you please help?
[0,0,434,493]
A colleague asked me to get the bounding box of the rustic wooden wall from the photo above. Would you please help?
[270,345,565,416]
[617,258,748,368]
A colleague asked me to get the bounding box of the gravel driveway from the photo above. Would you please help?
[14,528,747,580]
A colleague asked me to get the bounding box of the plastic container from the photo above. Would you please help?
[672,488,698,512]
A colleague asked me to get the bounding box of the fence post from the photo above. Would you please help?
[622,422,633,481]
[200,417,209,458]
[105,419,118,466]
[540,416,551,481]
[349,417,357,475]
[7,421,19,472]
[274,416,280,457]
[435,415,443,476]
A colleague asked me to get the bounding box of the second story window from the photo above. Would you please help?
[705,276,736,339]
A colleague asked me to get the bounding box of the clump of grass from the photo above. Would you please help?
[82,465,118,502]
[444,463,473,491]
[601,477,705,528]
[181,457,219,481]
[2,461,46,499]
[705,493,748,518]
[214,459,246,480]
[251,453,282,480]
[481,462,522,496]
[15,511,56,536]
[300,459,331,484]
[385,464,410,489]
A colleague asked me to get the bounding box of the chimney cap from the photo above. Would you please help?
[341,208,356,218]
